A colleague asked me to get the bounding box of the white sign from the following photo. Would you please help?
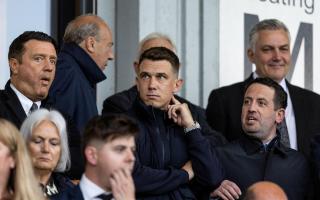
[219,0,319,94]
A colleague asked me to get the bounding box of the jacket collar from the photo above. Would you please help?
[132,97,177,126]
[240,130,287,157]
[60,43,106,84]
[4,81,28,122]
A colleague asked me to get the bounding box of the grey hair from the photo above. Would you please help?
[249,19,291,50]
[137,32,176,59]
[20,109,71,172]
[63,14,104,44]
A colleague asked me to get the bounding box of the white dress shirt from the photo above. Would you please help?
[79,174,113,200]
[253,72,297,149]
[10,84,41,116]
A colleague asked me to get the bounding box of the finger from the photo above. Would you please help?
[167,105,173,119]
[170,96,181,105]
[215,190,231,200]
[224,185,240,199]
[221,187,236,200]
[177,116,182,126]
[171,107,179,118]
[225,180,242,196]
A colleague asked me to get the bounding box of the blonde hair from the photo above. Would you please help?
[0,119,44,200]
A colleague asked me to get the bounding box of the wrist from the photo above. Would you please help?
[184,121,201,133]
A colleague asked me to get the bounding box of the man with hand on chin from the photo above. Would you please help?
[127,46,223,200]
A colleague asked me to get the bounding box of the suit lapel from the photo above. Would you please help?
[4,82,27,125]
[286,81,305,150]
[70,185,85,200]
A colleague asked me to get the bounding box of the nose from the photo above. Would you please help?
[108,48,114,61]
[272,49,281,61]
[44,59,55,72]
[246,101,257,112]
[41,141,50,153]
[126,150,135,163]
[148,77,157,90]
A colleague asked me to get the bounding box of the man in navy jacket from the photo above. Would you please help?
[123,47,223,199]
[49,14,114,132]
[211,78,312,200]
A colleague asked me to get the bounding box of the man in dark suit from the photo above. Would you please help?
[54,114,137,200]
[0,31,57,127]
[206,19,320,156]
[0,31,82,179]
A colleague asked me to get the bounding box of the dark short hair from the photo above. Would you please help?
[82,114,139,153]
[245,77,287,110]
[138,47,180,75]
[8,31,57,63]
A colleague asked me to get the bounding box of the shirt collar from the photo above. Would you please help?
[253,72,288,92]
[10,83,41,115]
[79,174,111,200]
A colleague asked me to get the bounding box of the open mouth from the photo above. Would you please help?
[40,77,51,86]
[247,115,257,123]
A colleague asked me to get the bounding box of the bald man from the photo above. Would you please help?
[244,181,288,200]
[49,14,114,132]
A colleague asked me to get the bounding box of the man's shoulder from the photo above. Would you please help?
[102,86,138,114]
[216,140,242,153]
[288,82,320,100]
[174,95,205,112]
[52,185,83,200]
[210,80,248,97]
[283,146,308,162]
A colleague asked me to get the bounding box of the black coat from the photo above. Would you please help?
[48,42,106,132]
[0,81,83,179]
[128,98,223,200]
[206,74,320,156]
[48,173,75,199]
[51,185,84,200]
[102,85,226,146]
[216,134,313,200]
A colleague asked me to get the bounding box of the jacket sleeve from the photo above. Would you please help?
[190,103,227,146]
[133,156,189,195]
[185,128,224,189]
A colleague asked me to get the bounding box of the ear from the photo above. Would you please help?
[9,58,19,75]
[133,61,139,74]
[9,157,15,169]
[247,48,255,63]
[173,78,184,93]
[84,146,98,166]
[84,36,96,53]
[275,108,285,124]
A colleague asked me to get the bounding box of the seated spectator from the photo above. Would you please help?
[102,32,226,147]
[121,47,223,199]
[0,119,43,200]
[20,109,74,198]
[211,78,312,200]
[53,114,138,200]
[244,181,288,200]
